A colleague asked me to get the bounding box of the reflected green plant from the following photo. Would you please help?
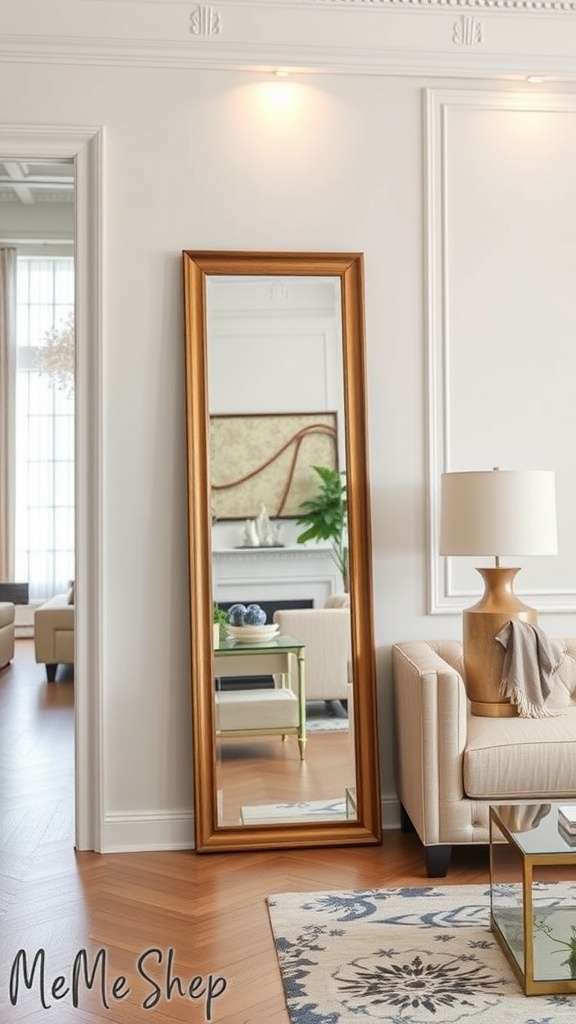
[534,918,576,978]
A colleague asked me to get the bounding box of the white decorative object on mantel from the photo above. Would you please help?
[239,505,282,547]
[242,519,260,547]
[452,16,483,46]
[256,505,281,546]
[189,5,222,36]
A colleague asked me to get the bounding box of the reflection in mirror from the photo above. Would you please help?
[183,251,381,852]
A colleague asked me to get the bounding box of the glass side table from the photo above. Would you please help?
[490,802,576,995]
[214,633,307,759]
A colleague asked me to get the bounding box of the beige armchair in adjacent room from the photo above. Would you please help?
[392,639,576,877]
[34,592,75,681]
[273,603,351,703]
[0,602,15,668]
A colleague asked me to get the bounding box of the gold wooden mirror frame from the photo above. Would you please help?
[182,250,381,852]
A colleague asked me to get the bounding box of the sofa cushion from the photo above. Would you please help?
[464,707,576,799]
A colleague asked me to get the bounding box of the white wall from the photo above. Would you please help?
[0,199,74,242]
[3,7,576,847]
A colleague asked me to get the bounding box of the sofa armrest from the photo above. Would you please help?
[392,641,469,846]
[34,594,74,665]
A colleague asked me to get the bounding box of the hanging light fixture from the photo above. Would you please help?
[35,311,75,397]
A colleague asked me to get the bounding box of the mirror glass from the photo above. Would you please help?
[183,251,381,851]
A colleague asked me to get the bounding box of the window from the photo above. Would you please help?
[15,255,74,600]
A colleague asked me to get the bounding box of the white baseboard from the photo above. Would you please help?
[14,601,43,639]
[15,619,34,637]
[100,810,196,852]
[100,798,400,852]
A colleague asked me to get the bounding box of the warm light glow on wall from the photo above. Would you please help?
[253,79,304,115]
[223,79,334,162]
[203,77,352,192]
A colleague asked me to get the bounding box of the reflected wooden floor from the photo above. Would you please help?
[0,640,491,1024]
[217,724,354,825]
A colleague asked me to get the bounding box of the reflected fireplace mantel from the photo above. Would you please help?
[212,545,341,608]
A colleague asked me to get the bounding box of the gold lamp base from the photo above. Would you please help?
[463,567,537,717]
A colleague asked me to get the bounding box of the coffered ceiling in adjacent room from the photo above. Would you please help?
[0,160,74,205]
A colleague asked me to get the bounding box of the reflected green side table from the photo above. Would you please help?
[489,802,576,995]
[214,633,306,759]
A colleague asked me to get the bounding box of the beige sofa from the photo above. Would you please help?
[392,639,576,876]
[0,602,15,668]
[34,593,74,681]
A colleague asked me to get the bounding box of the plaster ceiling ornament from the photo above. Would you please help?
[190,5,222,34]
[453,15,484,43]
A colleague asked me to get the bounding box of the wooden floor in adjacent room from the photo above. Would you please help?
[0,640,490,1024]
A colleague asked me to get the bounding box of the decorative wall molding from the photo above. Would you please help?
[211,0,576,11]
[424,88,576,616]
[0,189,75,204]
[2,0,576,77]
[310,0,576,10]
[61,0,576,10]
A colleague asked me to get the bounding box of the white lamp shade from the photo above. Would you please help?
[439,470,558,557]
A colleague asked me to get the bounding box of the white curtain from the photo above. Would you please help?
[0,248,16,581]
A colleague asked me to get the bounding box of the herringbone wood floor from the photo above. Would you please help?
[0,640,490,1023]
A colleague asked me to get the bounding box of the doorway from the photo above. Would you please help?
[0,125,103,851]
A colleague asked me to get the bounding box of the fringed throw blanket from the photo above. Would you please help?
[495,620,562,718]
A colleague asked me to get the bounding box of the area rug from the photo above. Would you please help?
[267,882,576,1023]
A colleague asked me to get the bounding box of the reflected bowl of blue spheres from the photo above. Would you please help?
[224,603,279,642]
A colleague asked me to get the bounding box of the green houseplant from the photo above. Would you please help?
[213,603,228,643]
[295,465,348,591]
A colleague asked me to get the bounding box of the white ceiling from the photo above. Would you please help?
[0,160,74,205]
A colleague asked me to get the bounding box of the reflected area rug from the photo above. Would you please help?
[267,883,576,1023]
[306,700,348,732]
[241,797,348,825]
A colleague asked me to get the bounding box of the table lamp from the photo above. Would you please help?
[439,468,557,717]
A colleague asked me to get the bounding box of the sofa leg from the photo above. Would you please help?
[425,845,452,878]
[46,663,57,682]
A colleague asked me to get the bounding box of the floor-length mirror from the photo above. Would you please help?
[183,250,381,851]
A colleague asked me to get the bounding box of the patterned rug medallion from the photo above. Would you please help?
[267,883,576,1023]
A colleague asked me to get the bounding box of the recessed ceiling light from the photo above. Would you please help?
[527,76,545,83]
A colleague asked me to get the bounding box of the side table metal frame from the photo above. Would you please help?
[489,804,576,996]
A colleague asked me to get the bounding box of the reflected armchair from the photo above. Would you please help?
[272,605,351,703]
